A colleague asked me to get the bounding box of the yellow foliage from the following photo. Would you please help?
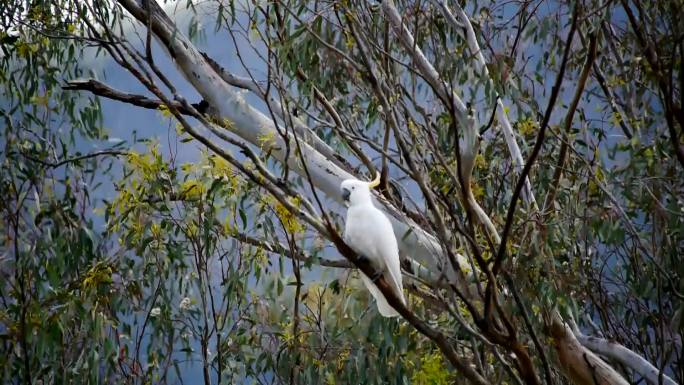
[517,117,538,136]
[531,304,541,316]
[180,179,205,200]
[407,118,418,136]
[470,182,485,200]
[175,122,185,136]
[257,131,277,150]
[208,154,240,191]
[345,34,354,50]
[110,144,166,222]
[411,351,451,385]
[109,188,135,219]
[30,93,50,108]
[158,104,172,118]
[596,167,606,182]
[82,262,113,290]
[325,371,336,385]
[209,155,231,175]
[180,163,195,173]
[126,145,164,180]
[16,42,39,57]
[607,76,626,87]
[223,219,237,237]
[151,222,162,240]
[273,196,304,234]
[186,222,199,238]
[457,301,471,319]
[474,153,486,170]
[610,112,623,127]
[254,248,268,266]
[336,348,350,371]
[129,217,145,245]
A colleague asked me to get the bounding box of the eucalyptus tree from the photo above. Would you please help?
[1,0,682,384]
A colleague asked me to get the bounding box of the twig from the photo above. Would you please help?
[63,79,194,115]
[543,32,598,215]
[20,149,127,169]
[493,6,579,276]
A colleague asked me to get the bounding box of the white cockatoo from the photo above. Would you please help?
[341,173,406,317]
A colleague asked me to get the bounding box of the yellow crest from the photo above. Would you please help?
[368,172,381,189]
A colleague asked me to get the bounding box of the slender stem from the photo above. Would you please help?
[493,7,579,276]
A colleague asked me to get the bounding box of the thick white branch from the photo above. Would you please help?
[381,0,468,125]
[460,115,501,244]
[201,56,342,165]
[550,316,631,385]
[575,331,678,385]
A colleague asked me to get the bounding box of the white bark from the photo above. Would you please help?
[575,331,678,385]
[380,0,469,124]
[550,316,631,385]
[205,61,342,165]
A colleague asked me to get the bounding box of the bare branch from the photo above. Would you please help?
[231,232,351,269]
[434,0,538,208]
[63,79,194,115]
[543,32,599,215]
[20,149,126,169]
[572,327,678,385]
[493,7,579,276]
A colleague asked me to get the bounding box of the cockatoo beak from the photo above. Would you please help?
[342,188,351,204]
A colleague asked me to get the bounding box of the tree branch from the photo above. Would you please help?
[573,329,678,385]
[63,79,194,115]
[550,316,630,385]
[20,149,127,169]
[434,0,538,208]
[230,231,351,269]
[199,51,347,169]
[493,7,579,276]
[543,32,598,215]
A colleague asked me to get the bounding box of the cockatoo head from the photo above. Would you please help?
[340,173,380,207]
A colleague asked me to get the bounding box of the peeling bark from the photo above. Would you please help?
[575,332,678,385]
[550,317,630,385]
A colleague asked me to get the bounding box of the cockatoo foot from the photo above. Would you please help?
[356,254,383,282]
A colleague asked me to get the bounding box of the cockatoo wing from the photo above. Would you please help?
[359,273,399,317]
[374,211,406,307]
[344,205,405,317]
